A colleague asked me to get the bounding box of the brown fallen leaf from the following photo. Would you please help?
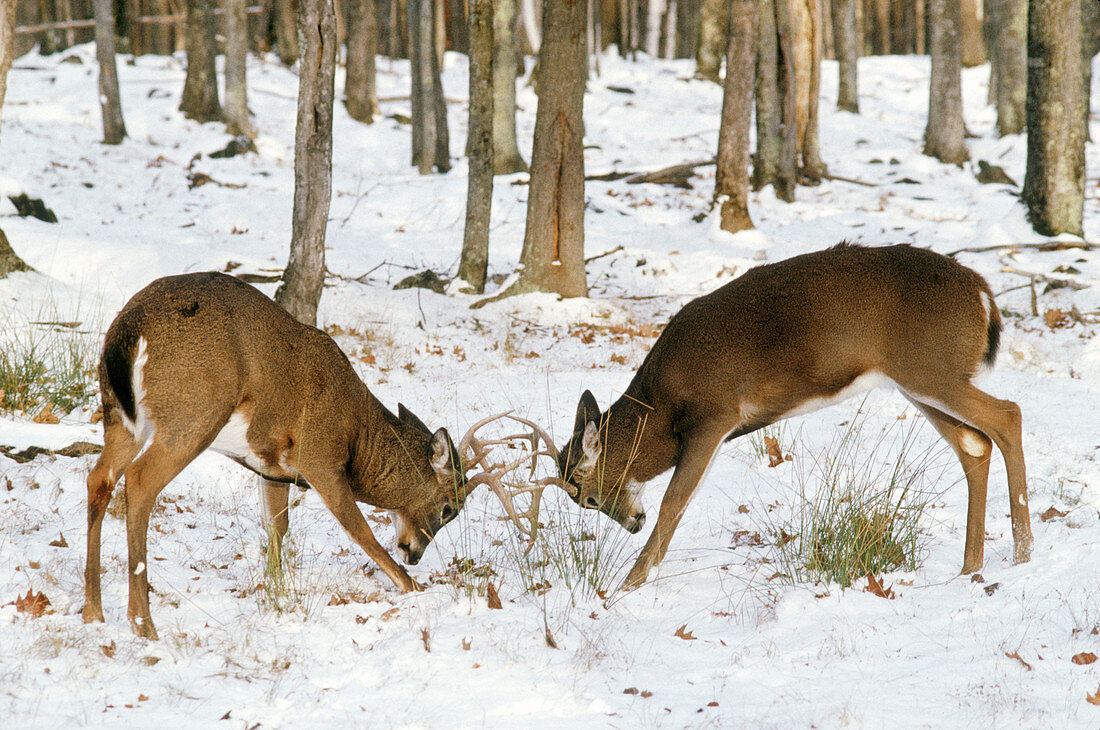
[864,574,896,600]
[461,637,471,651]
[1071,652,1097,665]
[49,533,69,548]
[100,640,116,658]
[674,624,696,641]
[1088,685,1100,706]
[640,690,653,698]
[32,404,59,424]
[420,627,431,653]
[379,607,400,621]
[764,436,786,468]
[14,589,51,618]
[731,530,764,547]
[137,694,149,702]
[623,687,639,695]
[1005,651,1033,671]
[1041,506,1068,522]
[486,582,503,610]
[354,615,368,625]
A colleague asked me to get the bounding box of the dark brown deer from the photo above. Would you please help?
[83,272,487,639]
[553,243,1032,589]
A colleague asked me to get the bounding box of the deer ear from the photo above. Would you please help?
[580,420,601,468]
[399,403,432,435]
[429,427,462,481]
[574,390,601,437]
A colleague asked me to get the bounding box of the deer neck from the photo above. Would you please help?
[348,398,434,510]
[605,388,680,484]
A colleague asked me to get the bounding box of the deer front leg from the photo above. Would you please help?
[621,430,725,590]
[261,478,291,574]
[309,473,423,593]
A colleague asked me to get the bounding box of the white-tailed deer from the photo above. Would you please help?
[553,243,1033,589]
[84,272,485,639]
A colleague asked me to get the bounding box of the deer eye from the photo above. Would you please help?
[584,495,599,509]
[440,504,456,522]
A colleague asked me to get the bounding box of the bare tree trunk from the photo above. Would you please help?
[924,0,968,165]
[1,0,18,138]
[180,0,223,122]
[1022,0,1084,236]
[345,0,380,123]
[276,0,337,326]
[225,0,255,137]
[660,0,676,58]
[409,0,450,172]
[959,0,985,66]
[715,0,756,233]
[645,0,664,56]
[676,0,699,59]
[792,0,826,180]
[459,0,493,292]
[695,0,725,81]
[276,0,300,64]
[989,0,1025,135]
[520,0,540,53]
[515,0,587,298]
[831,0,858,112]
[493,0,527,172]
[93,0,127,144]
[870,0,888,54]
[755,0,797,200]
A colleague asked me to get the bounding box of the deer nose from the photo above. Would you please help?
[625,512,646,534]
[397,541,423,565]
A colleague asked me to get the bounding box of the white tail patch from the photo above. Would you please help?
[120,336,156,445]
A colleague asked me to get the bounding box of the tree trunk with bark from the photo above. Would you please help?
[792,0,826,180]
[276,0,337,326]
[715,0,757,233]
[960,0,985,66]
[0,226,32,277]
[1,0,18,138]
[695,0,727,81]
[492,0,527,173]
[409,0,451,173]
[989,0,1025,135]
[831,0,858,112]
[346,0,380,123]
[276,0,300,65]
[515,0,587,298]
[754,0,797,201]
[1022,0,1084,236]
[93,0,127,144]
[924,0,968,165]
[459,0,494,292]
[225,0,255,137]
[180,0,223,122]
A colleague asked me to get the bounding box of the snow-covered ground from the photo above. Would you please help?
[1,46,1098,728]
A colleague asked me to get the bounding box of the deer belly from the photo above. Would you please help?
[209,411,298,481]
[779,370,898,419]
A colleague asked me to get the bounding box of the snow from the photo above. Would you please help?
[1,46,1099,728]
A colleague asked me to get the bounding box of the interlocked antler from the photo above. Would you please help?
[457,412,565,548]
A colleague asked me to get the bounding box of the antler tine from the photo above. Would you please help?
[502,414,560,461]
[465,469,544,547]
[457,410,515,470]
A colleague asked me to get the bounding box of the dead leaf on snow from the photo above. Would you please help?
[486,582,503,610]
[674,624,696,641]
[49,533,68,548]
[100,640,116,658]
[14,589,52,618]
[1087,685,1100,706]
[1041,506,1068,522]
[1071,652,1097,665]
[864,574,895,600]
[1005,651,1033,671]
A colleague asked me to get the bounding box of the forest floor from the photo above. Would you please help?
[0,47,1098,728]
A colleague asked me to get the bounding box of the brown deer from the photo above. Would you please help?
[83,272,488,639]
[553,243,1033,589]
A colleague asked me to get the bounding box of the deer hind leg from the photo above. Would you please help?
[621,428,727,590]
[83,422,141,624]
[954,385,1032,566]
[904,396,993,574]
[123,437,210,640]
[307,471,421,593]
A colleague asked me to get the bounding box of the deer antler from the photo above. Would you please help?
[457,412,566,548]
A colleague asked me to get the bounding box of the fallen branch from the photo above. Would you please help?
[947,241,1096,257]
[586,159,716,189]
[584,245,624,264]
[824,173,876,188]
